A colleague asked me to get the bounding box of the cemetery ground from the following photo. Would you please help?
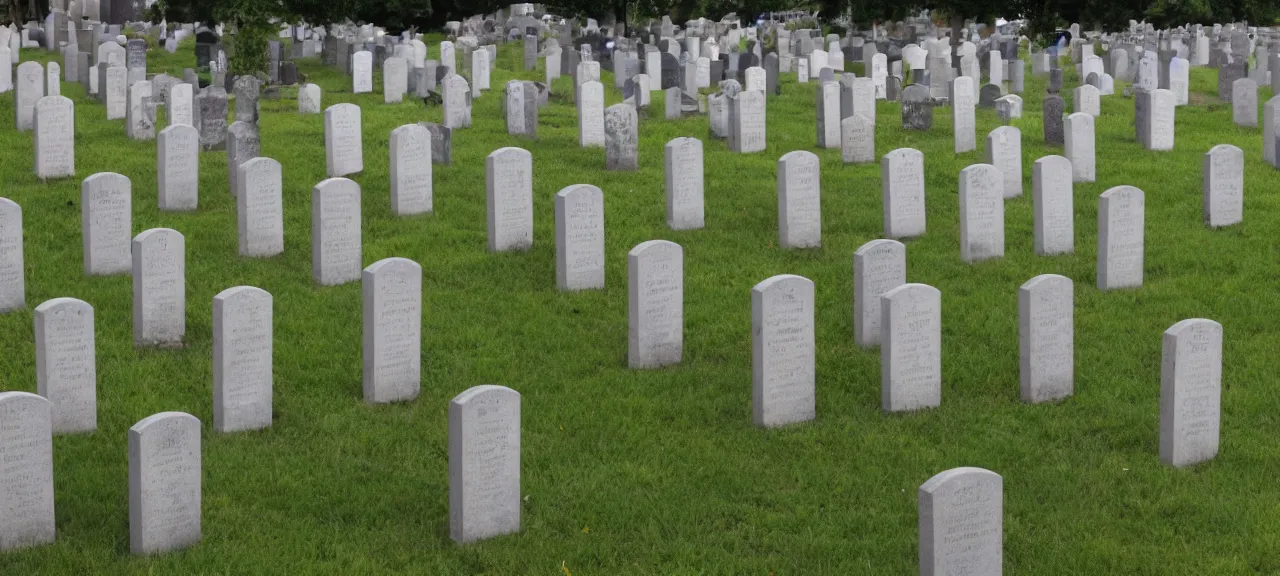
[2,38,1280,573]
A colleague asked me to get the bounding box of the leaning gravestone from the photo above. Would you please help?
[777,151,822,249]
[984,126,1022,198]
[132,229,185,347]
[0,392,55,551]
[311,178,362,286]
[881,283,942,412]
[0,198,22,312]
[449,384,521,544]
[485,147,534,252]
[362,257,422,404]
[554,184,605,291]
[1203,144,1243,227]
[34,297,96,434]
[901,84,932,130]
[33,95,74,180]
[959,164,1005,263]
[918,467,1003,576]
[389,124,433,216]
[1064,113,1095,183]
[881,148,926,238]
[854,239,906,348]
[664,137,704,230]
[81,173,132,276]
[1018,274,1074,403]
[1032,155,1075,256]
[751,274,816,428]
[324,103,363,177]
[1097,185,1145,290]
[225,121,260,195]
[158,125,200,211]
[128,411,201,554]
[628,240,684,369]
[212,286,273,433]
[1159,318,1223,468]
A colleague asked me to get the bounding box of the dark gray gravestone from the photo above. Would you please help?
[709,59,724,83]
[126,39,147,70]
[1134,89,1149,146]
[1158,49,1174,89]
[419,122,453,166]
[661,52,679,89]
[1086,72,1100,88]
[280,62,297,85]
[195,27,219,68]
[901,84,932,130]
[1218,62,1246,101]
[819,67,835,83]
[978,84,1001,107]
[1048,68,1063,93]
[886,76,901,101]
[764,52,779,96]
[197,87,229,151]
[1043,94,1065,146]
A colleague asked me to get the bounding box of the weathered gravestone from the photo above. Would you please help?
[1019,274,1074,403]
[628,240,683,369]
[233,75,260,123]
[0,392,55,551]
[34,298,96,434]
[1232,78,1257,127]
[984,126,1022,198]
[881,283,942,412]
[1073,84,1100,117]
[729,90,766,153]
[311,178,362,286]
[1064,113,1095,183]
[196,87,228,150]
[816,81,840,149]
[442,74,471,129]
[0,198,21,313]
[449,385,521,544]
[1043,94,1065,145]
[777,151,822,249]
[225,121,260,195]
[1032,155,1075,256]
[212,286,273,433]
[236,158,285,258]
[952,77,976,153]
[854,239,906,348]
[384,57,407,103]
[1159,318,1223,468]
[554,184,605,291]
[918,467,1003,576]
[978,83,1001,107]
[959,164,1005,262]
[128,412,201,554]
[421,122,453,166]
[389,124,433,216]
[901,84,932,130]
[126,80,155,140]
[157,125,199,211]
[324,103,363,177]
[751,274,816,428]
[664,137,704,230]
[33,95,74,180]
[166,82,193,126]
[1203,144,1243,227]
[504,80,538,138]
[1217,61,1245,101]
[130,234,186,348]
[362,257,422,404]
[605,103,638,171]
[81,172,132,276]
[1097,185,1145,290]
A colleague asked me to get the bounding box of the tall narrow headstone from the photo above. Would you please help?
[131,228,185,347]
[959,164,1005,263]
[158,125,199,211]
[0,392,55,551]
[389,124,432,216]
[324,103,363,177]
[751,274,816,428]
[1144,89,1175,151]
[1097,186,1145,290]
[236,158,284,258]
[485,147,534,252]
[881,148,926,238]
[311,178,362,286]
[442,74,471,129]
[449,385,521,544]
[554,184,605,291]
[1032,156,1074,255]
[918,467,1003,576]
[0,198,21,312]
[352,50,373,93]
[1043,94,1064,145]
[128,412,201,554]
[383,57,407,103]
[362,257,422,404]
[854,239,906,348]
[984,126,1022,198]
[577,80,605,147]
[1159,319,1223,468]
[664,137,704,230]
[14,61,43,131]
[1203,144,1243,227]
[1064,113,1095,182]
[34,298,96,433]
[1019,274,1074,403]
[33,95,74,180]
[777,151,822,249]
[816,81,840,148]
[81,172,132,276]
[628,240,683,369]
[881,283,942,412]
[212,286,273,433]
[1232,78,1258,127]
[952,76,976,152]
[225,121,260,195]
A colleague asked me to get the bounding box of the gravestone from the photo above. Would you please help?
[978,83,1001,107]
[854,239,906,348]
[442,74,471,129]
[751,274,816,428]
[729,90,766,153]
[34,298,96,434]
[816,81,840,149]
[881,148,926,238]
[777,151,822,249]
[663,86,681,120]
[352,50,373,93]
[157,125,199,211]
[1144,89,1175,151]
[128,412,201,554]
[984,126,1022,198]
[841,114,875,164]
[1043,94,1064,145]
[236,158,285,258]
[14,61,44,131]
[1232,78,1257,127]
[1073,84,1100,117]
[362,257,422,404]
[298,83,321,114]
[131,228,185,347]
[504,80,537,138]
[554,184,605,291]
[421,122,453,166]
[1097,186,1145,290]
[577,80,605,146]
[448,385,521,544]
[324,103,363,177]
[1203,144,1243,227]
[0,199,21,313]
[665,137,704,230]
[604,103,639,170]
[167,82,193,126]
[0,392,55,552]
[212,286,273,432]
[81,173,132,276]
[959,164,1005,262]
[881,283,942,412]
[901,84,932,130]
[383,57,407,103]
[1019,274,1074,403]
[45,62,59,97]
[848,77,876,124]
[125,80,155,140]
[628,240,684,369]
[1159,319,1222,468]
[918,467,1003,575]
[233,75,260,123]
[1217,61,1245,101]
[1064,113,1095,183]
[1169,57,1189,105]
[225,121,260,195]
[389,124,433,216]
[33,96,74,180]
[1032,155,1075,255]
[485,147,534,252]
[196,87,228,150]
[311,178,362,286]
[952,77,975,152]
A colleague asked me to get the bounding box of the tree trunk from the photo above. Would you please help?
[949,15,964,50]
[614,2,627,37]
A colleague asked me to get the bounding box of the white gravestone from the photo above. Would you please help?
[958,164,1005,263]
[1144,88,1175,151]
[128,411,201,554]
[166,82,193,126]
[0,392,55,551]
[1018,274,1074,403]
[236,158,285,258]
[311,178,363,286]
[752,274,816,428]
[1266,96,1280,167]
[212,286,273,433]
[1232,78,1258,127]
[33,95,74,180]
[918,467,1003,576]
[577,80,605,147]
[352,50,373,93]
[841,113,875,164]
[81,172,132,276]
[1160,318,1223,468]
[984,126,1022,198]
[104,66,126,120]
[664,137,704,230]
[298,83,321,114]
[225,121,259,195]
[132,229,185,347]
[628,240,683,369]
[1203,144,1243,228]
[14,61,43,131]
[158,125,199,211]
[1073,84,1100,118]
[816,81,840,148]
[449,385,521,544]
[383,57,407,103]
[389,124,432,216]
[0,198,22,312]
[729,90,766,153]
[442,74,471,129]
[554,184,605,291]
[34,298,96,433]
[126,80,154,140]
[881,148,926,238]
[1064,113,1095,183]
[1097,185,1144,290]
[881,283,942,412]
[1031,156,1074,256]
[854,239,906,349]
[952,76,976,153]
[324,103,363,177]
[362,257,422,404]
[777,151,822,249]
[485,147,534,252]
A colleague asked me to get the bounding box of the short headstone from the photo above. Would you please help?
[952,76,975,152]
[324,103,363,177]
[628,240,683,369]
[881,148,926,238]
[0,392,55,551]
[604,103,639,170]
[918,467,1003,575]
[0,198,21,312]
[442,74,472,129]
[448,385,521,544]
[959,164,1005,263]
[34,298,96,434]
[1203,144,1244,227]
[362,257,422,404]
[751,274,816,428]
[389,124,433,216]
[236,157,285,258]
[212,286,273,433]
[33,95,74,180]
[664,137,704,230]
[1032,155,1074,255]
[298,83,321,114]
[1018,274,1074,403]
[167,82,193,126]
[777,151,822,249]
[854,239,906,348]
[158,125,199,211]
[311,178,362,286]
[978,83,1001,107]
[1097,185,1145,290]
[131,228,185,347]
[225,121,260,195]
[81,172,132,276]
[901,84,932,130]
[1232,78,1258,127]
[554,184,605,291]
[984,126,1022,198]
[881,283,942,412]
[841,113,875,164]
[485,147,534,252]
[421,122,453,166]
[578,80,605,146]
[1073,84,1100,117]
[128,412,201,554]
[1043,94,1065,145]
[1159,319,1223,468]
[1064,113,1096,183]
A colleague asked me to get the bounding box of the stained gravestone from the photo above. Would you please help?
[126,80,155,140]
[362,257,422,404]
[729,90,767,153]
[225,121,260,195]
[442,74,472,129]
[196,87,228,150]
[664,137,704,230]
[1047,68,1062,93]
[34,298,96,433]
[554,184,605,291]
[298,83,321,114]
[421,122,453,166]
[1032,155,1075,256]
[33,95,74,180]
[952,77,976,152]
[777,151,822,249]
[1097,185,1145,290]
[0,199,22,313]
[1159,319,1223,468]
[1217,61,1245,101]
[1134,89,1150,146]
[751,274,816,428]
[0,392,54,552]
[816,81,840,149]
[577,80,605,147]
[881,148,926,238]
[1266,97,1280,167]
[854,239,906,348]
[881,283,942,412]
[841,113,875,164]
[959,164,1006,263]
[628,240,684,369]
[1203,144,1243,227]
[236,158,285,258]
[984,126,1022,198]
[324,103,363,177]
[166,82,193,126]
[212,286,273,432]
[157,125,199,211]
[82,172,132,276]
[604,103,639,171]
[978,83,1001,107]
[918,467,1003,575]
[504,80,537,138]
[131,227,185,347]
[1064,113,1095,183]
[901,84,932,130]
[1043,94,1065,146]
[389,124,433,216]
[663,86,681,120]
[233,75,260,123]
[1019,274,1074,403]
[1232,78,1258,127]
[128,412,201,554]
[311,178,362,286]
[14,61,44,131]
[448,385,521,544]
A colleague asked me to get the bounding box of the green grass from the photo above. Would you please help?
[1,39,1279,574]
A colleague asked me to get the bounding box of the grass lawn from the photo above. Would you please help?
[1,37,1278,574]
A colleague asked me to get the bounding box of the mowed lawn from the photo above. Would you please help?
[0,36,1278,574]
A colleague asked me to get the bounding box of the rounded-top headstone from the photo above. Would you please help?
[918,467,1003,576]
[0,391,55,551]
